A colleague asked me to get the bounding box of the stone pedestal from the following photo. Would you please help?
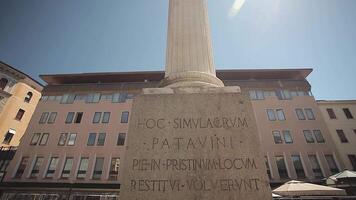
[120,87,272,200]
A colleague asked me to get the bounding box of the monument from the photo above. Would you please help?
[120,0,272,199]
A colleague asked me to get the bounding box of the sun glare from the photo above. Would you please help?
[228,0,246,18]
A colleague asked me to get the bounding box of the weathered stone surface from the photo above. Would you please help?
[120,90,272,200]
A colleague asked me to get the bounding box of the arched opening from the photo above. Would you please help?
[25,92,33,103]
[0,78,9,90]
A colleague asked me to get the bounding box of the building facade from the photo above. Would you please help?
[0,69,346,199]
[0,61,43,181]
[317,100,356,171]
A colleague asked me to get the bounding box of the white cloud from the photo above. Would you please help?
[228,0,246,18]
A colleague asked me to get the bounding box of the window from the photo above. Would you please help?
[343,108,353,119]
[117,133,126,146]
[39,133,49,145]
[67,133,77,146]
[14,157,29,178]
[93,112,102,123]
[15,109,25,121]
[101,94,113,101]
[102,112,110,123]
[112,93,127,103]
[295,109,306,120]
[92,157,104,179]
[65,112,75,124]
[77,157,89,179]
[58,133,68,146]
[291,155,305,179]
[74,112,83,123]
[266,109,286,121]
[24,92,33,103]
[30,157,44,178]
[46,157,59,178]
[47,112,57,124]
[305,108,315,120]
[313,130,325,143]
[275,156,289,179]
[3,129,15,144]
[86,93,101,103]
[39,112,49,124]
[0,78,8,90]
[326,108,336,119]
[348,155,356,171]
[308,155,323,178]
[276,109,286,121]
[61,157,74,178]
[303,130,315,143]
[336,129,348,143]
[272,131,283,144]
[267,109,276,121]
[97,133,106,146]
[249,90,264,100]
[121,112,129,123]
[265,156,271,179]
[325,154,339,174]
[109,158,120,180]
[60,94,76,104]
[87,133,96,146]
[276,90,291,100]
[30,133,41,145]
[354,129,356,135]
[283,130,293,144]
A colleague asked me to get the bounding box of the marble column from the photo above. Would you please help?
[161,0,224,87]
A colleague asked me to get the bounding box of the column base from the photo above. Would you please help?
[159,71,224,88]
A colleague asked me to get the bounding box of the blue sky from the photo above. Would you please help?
[0,0,355,100]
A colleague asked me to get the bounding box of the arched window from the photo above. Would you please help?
[25,92,33,103]
[0,78,8,90]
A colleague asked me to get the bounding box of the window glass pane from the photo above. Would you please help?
[109,158,120,180]
[58,133,68,146]
[275,156,288,179]
[39,133,49,145]
[256,90,264,100]
[249,90,257,100]
[15,109,25,121]
[87,133,96,146]
[313,130,325,143]
[101,94,113,101]
[77,157,89,178]
[102,112,110,123]
[303,130,315,143]
[118,93,127,103]
[343,108,353,119]
[61,94,75,104]
[15,157,29,178]
[93,157,104,179]
[47,112,57,124]
[117,133,126,146]
[282,90,291,99]
[295,109,306,120]
[39,112,49,124]
[67,133,77,146]
[292,155,305,179]
[121,112,129,123]
[86,93,101,103]
[308,155,323,178]
[263,91,275,97]
[30,133,41,145]
[291,91,298,97]
[264,156,271,179]
[348,155,356,171]
[272,131,282,144]
[75,112,83,123]
[305,108,315,120]
[326,108,336,119]
[112,93,120,103]
[61,157,74,178]
[276,109,286,121]
[97,133,106,146]
[266,109,276,121]
[30,157,44,178]
[325,155,339,174]
[283,130,293,144]
[3,132,14,144]
[93,112,102,123]
[65,112,75,124]
[46,157,59,178]
[336,129,348,143]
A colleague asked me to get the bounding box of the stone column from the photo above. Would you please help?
[161,0,224,88]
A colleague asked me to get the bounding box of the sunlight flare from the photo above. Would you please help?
[228,0,246,18]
